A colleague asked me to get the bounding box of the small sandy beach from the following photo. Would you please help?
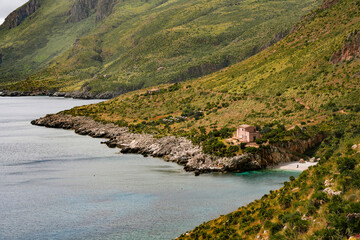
[268,161,318,171]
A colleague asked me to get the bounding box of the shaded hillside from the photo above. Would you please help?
[0,0,97,84]
[0,0,320,94]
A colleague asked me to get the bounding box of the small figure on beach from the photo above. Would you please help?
[297,165,299,168]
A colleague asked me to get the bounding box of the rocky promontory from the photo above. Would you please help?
[31,114,325,174]
[0,90,116,99]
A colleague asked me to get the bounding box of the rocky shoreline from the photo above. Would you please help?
[31,113,325,175]
[0,90,116,99]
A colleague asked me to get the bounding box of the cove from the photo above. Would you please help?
[0,97,299,240]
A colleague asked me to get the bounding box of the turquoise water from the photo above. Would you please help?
[0,97,300,240]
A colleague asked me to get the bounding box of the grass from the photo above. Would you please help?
[0,0,320,93]
[178,113,360,239]
[62,0,360,140]
[60,1,360,237]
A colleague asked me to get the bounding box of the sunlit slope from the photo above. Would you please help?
[65,0,360,137]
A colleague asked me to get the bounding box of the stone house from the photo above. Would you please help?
[147,88,160,94]
[234,124,261,143]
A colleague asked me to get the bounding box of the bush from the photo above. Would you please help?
[270,222,284,234]
[312,228,342,239]
[226,145,240,157]
[202,137,227,156]
[337,157,357,173]
[244,147,258,153]
[280,212,309,233]
[306,202,317,216]
[255,138,267,144]
[240,142,247,149]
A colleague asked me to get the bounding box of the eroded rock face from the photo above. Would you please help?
[31,114,325,174]
[321,0,338,10]
[331,30,360,64]
[68,0,98,22]
[96,0,115,21]
[2,0,40,29]
[68,0,116,22]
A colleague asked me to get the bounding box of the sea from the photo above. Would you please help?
[0,96,300,239]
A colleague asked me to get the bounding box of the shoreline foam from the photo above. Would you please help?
[268,161,318,171]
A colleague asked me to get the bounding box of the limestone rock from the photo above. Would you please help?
[31,113,325,175]
[68,0,116,23]
[2,0,40,29]
[331,30,360,64]
[323,187,342,196]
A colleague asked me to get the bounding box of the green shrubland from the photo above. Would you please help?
[0,0,320,93]
[60,0,360,238]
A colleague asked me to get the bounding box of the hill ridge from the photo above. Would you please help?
[0,0,320,94]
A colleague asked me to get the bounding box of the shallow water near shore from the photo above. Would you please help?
[0,97,300,240]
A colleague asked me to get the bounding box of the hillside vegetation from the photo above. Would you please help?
[0,0,320,94]
[178,124,360,239]
[65,0,360,139]
[62,0,360,238]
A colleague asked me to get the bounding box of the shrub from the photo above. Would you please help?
[270,222,284,234]
[244,147,258,153]
[337,157,357,173]
[280,212,309,233]
[226,145,240,157]
[240,143,247,149]
[255,138,267,144]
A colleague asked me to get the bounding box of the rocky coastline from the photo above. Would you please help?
[0,90,116,99]
[31,113,325,175]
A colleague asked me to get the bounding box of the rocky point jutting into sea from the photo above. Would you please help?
[32,113,325,175]
[0,89,116,99]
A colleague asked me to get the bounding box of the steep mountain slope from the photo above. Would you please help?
[64,0,360,137]
[60,0,360,238]
[0,0,320,94]
[0,0,98,85]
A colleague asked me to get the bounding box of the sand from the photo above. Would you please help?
[268,161,318,171]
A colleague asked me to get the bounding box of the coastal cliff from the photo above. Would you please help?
[32,114,325,174]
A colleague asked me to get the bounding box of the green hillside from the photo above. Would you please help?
[64,0,360,138]
[0,0,320,94]
[179,131,360,239]
[61,0,360,238]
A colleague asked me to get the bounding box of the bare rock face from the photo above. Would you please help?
[321,0,338,10]
[31,114,325,174]
[331,30,360,64]
[68,0,98,22]
[96,0,115,21]
[68,0,116,23]
[2,0,40,29]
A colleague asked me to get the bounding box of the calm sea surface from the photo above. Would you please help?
[0,97,300,240]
